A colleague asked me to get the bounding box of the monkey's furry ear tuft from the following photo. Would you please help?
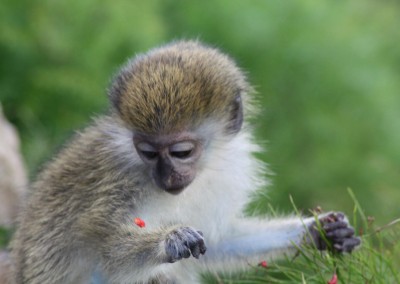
[227,92,243,134]
[108,69,130,115]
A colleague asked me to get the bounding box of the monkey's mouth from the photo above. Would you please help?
[153,172,193,195]
[163,185,186,195]
[154,180,187,195]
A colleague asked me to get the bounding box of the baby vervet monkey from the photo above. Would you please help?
[10,40,360,284]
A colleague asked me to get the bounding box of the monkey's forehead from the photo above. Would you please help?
[109,40,249,134]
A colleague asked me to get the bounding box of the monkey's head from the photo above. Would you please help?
[109,40,250,194]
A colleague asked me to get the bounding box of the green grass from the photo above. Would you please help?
[203,189,400,283]
[0,227,11,248]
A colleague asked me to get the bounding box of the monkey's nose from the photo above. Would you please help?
[153,160,190,194]
[157,174,187,195]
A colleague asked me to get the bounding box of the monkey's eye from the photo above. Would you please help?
[169,142,195,159]
[141,151,159,160]
[170,150,192,159]
[136,142,158,160]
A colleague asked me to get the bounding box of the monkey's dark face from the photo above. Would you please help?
[134,132,203,195]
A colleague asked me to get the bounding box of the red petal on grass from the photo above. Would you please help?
[258,260,268,268]
[327,273,337,284]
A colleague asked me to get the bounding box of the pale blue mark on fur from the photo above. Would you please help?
[91,269,107,284]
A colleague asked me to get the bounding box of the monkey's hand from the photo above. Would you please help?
[164,227,207,263]
[308,212,361,253]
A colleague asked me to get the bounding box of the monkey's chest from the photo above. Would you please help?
[132,188,231,240]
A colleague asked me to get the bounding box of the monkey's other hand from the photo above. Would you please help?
[164,227,207,263]
[308,212,361,253]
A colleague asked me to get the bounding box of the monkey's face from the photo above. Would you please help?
[134,132,203,195]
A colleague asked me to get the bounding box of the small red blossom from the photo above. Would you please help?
[258,260,268,268]
[327,273,338,284]
[134,217,146,228]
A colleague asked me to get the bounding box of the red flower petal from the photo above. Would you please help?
[134,217,146,228]
[327,273,338,284]
[258,260,268,268]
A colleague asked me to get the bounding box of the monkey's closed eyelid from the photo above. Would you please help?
[136,142,157,152]
[169,142,196,159]
[169,142,195,153]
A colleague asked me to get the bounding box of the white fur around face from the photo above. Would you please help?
[103,117,266,239]
[133,128,266,243]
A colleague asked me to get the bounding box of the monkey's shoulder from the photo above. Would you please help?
[29,116,145,202]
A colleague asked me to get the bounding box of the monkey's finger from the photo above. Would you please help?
[191,230,207,255]
[333,241,346,252]
[315,238,328,251]
[180,247,191,259]
[321,212,346,224]
[190,244,201,259]
[333,237,361,253]
[323,221,349,232]
[335,212,345,221]
[341,237,361,252]
[189,238,206,258]
[165,240,180,263]
[199,239,207,255]
[326,227,355,239]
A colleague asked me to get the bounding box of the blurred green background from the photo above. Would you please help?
[1,0,400,224]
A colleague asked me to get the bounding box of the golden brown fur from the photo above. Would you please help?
[109,41,249,134]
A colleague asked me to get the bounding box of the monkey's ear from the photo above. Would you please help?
[108,73,127,115]
[227,92,243,134]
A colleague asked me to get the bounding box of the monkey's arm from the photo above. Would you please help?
[205,213,360,267]
[80,219,206,283]
[205,217,309,264]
